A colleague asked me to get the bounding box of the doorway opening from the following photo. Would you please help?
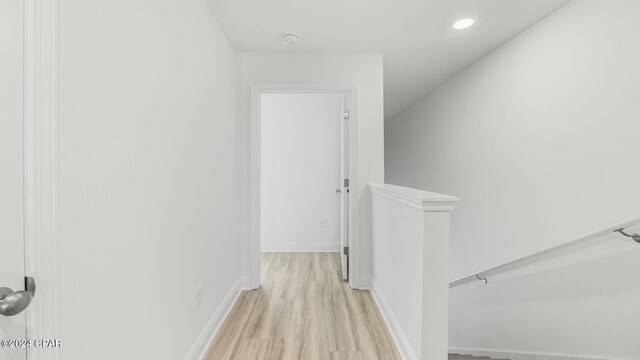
[250,87,357,289]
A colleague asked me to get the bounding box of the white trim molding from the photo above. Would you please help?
[23,1,61,359]
[358,276,372,289]
[449,348,620,360]
[184,279,242,360]
[260,242,340,252]
[371,281,418,360]
[368,183,460,212]
[250,85,359,289]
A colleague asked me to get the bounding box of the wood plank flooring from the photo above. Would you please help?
[204,252,401,360]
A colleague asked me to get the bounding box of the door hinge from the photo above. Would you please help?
[343,111,350,120]
[343,246,349,256]
[344,178,349,188]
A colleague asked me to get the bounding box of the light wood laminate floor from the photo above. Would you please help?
[204,252,401,360]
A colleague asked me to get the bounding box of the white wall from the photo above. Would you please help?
[58,1,238,359]
[261,93,343,252]
[237,53,384,287]
[385,0,640,358]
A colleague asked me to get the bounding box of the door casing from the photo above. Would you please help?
[22,1,60,359]
[250,85,359,289]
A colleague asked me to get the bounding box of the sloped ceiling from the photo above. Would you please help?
[206,0,571,118]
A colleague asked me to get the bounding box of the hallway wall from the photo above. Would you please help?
[385,0,640,358]
[58,1,238,359]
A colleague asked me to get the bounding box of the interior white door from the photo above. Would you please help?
[339,94,349,280]
[0,1,28,359]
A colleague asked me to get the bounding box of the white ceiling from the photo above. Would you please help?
[206,0,571,118]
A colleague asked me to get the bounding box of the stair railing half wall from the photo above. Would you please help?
[369,183,460,360]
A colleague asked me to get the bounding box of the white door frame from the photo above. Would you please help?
[23,1,60,359]
[250,85,359,289]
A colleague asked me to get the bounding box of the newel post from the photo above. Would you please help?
[419,198,458,360]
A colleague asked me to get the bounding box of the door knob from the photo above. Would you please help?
[0,277,35,317]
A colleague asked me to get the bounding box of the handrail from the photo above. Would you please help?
[449,216,640,287]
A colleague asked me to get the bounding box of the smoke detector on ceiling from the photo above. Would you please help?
[282,33,299,45]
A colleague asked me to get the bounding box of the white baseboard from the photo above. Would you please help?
[370,280,418,360]
[184,278,242,360]
[449,348,620,360]
[261,242,340,252]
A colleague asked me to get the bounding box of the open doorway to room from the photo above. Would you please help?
[251,88,356,288]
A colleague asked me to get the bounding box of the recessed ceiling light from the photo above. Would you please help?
[282,33,299,45]
[452,18,474,30]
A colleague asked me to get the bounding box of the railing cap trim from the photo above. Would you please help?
[368,183,460,211]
